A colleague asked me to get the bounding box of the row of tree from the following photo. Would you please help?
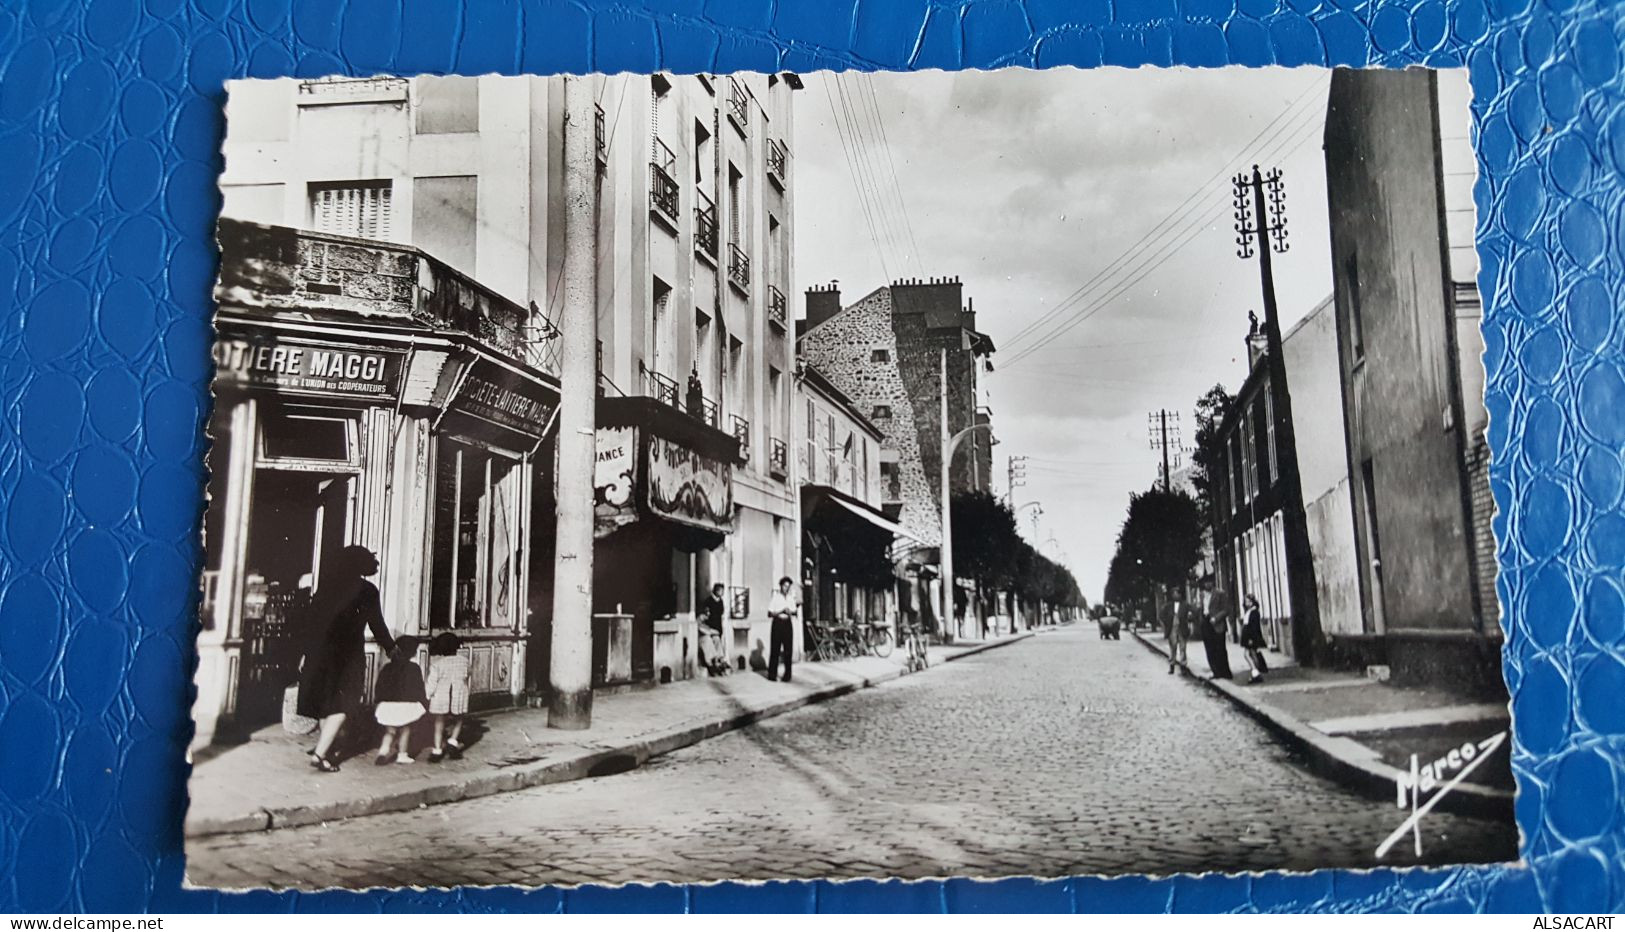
[949,490,1087,608]
[1102,383,1235,611]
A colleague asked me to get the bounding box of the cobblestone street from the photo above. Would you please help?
[187,627,1519,890]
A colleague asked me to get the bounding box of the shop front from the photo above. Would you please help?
[801,485,909,632]
[582,398,740,688]
[197,315,558,745]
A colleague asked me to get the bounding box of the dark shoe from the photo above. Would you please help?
[311,755,340,773]
[446,743,464,761]
[766,674,778,681]
[427,748,444,763]
[374,754,393,767]
[782,675,792,683]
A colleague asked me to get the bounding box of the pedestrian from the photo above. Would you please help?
[766,575,799,683]
[1240,594,1269,684]
[296,545,395,773]
[1198,574,1233,680]
[372,636,427,766]
[424,631,471,762]
[1161,588,1190,675]
[699,582,730,676]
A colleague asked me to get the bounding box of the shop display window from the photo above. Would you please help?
[429,437,520,630]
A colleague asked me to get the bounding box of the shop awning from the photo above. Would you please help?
[803,485,917,543]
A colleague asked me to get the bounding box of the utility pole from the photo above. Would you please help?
[939,346,953,644]
[1233,163,1321,661]
[1147,409,1180,492]
[1006,455,1027,504]
[548,77,599,730]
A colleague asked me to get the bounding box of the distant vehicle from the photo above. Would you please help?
[1098,613,1122,640]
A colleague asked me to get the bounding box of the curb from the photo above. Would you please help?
[1127,628,1513,821]
[185,631,1036,838]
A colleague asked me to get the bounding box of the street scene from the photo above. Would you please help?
[189,66,1517,888]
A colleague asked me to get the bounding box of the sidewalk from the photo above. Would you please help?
[185,631,1036,838]
[1126,625,1513,819]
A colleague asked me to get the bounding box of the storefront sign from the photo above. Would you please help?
[213,335,404,399]
[448,358,559,441]
[593,427,638,538]
[645,435,734,533]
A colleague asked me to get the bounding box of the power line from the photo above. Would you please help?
[860,72,924,276]
[998,106,1328,370]
[822,75,894,283]
[997,77,1330,360]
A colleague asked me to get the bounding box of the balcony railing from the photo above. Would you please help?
[297,76,408,105]
[766,285,786,329]
[731,414,751,462]
[766,138,787,187]
[727,79,749,134]
[595,105,607,170]
[769,438,788,479]
[694,190,718,259]
[650,138,679,225]
[643,365,680,408]
[727,242,750,294]
[214,219,551,373]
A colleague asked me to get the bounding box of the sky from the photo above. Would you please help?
[792,67,1339,603]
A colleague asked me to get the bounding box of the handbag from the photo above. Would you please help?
[282,684,317,735]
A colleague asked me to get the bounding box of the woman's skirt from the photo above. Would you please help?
[375,701,426,728]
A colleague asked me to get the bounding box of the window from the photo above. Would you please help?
[727,164,742,245]
[415,76,478,134]
[768,366,783,444]
[1346,252,1365,361]
[696,310,714,397]
[1254,398,1270,489]
[826,413,837,484]
[872,404,892,420]
[1227,437,1238,513]
[260,409,355,462]
[309,181,391,240]
[861,438,870,501]
[1264,382,1278,486]
[694,119,711,186]
[651,277,673,379]
[871,349,890,363]
[429,438,519,630]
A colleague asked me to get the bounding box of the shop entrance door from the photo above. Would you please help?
[237,469,355,726]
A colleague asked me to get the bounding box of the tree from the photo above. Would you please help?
[950,490,1020,591]
[1103,485,1205,611]
[1190,384,1234,523]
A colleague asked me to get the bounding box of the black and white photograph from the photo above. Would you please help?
[186,66,1519,890]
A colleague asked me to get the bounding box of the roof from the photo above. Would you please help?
[796,284,891,342]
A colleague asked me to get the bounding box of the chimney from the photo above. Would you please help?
[1245,310,1269,369]
[805,282,842,330]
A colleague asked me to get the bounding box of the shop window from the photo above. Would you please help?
[259,409,355,463]
[429,438,520,630]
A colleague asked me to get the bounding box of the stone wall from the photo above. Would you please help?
[798,287,941,546]
[1465,434,1500,631]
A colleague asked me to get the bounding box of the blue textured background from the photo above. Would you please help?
[0,0,1621,914]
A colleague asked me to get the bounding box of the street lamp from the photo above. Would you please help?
[940,419,993,643]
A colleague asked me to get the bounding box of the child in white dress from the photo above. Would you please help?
[424,632,471,762]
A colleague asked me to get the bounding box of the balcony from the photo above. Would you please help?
[769,437,788,479]
[214,219,553,374]
[727,79,750,135]
[694,190,719,262]
[641,364,719,428]
[731,414,751,463]
[649,138,679,229]
[766,285,786,330]
[766,138,787,189]
[727,242,750,295]
[595,105,607,171]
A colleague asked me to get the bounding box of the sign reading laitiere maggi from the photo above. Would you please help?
[213,335,405,400]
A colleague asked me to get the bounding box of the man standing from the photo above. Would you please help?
[766,576,799,683]
[1162,585,1190,675]
[699,582,729,676]
[1198,573,1233,679]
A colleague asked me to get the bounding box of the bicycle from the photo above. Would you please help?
[863,620,894,658]
[900,620,930,673]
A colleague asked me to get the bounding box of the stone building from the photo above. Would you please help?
[796,278,996,630]
[1322,67,1499,693]
[213,73,802,717]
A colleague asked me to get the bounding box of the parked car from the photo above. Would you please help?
[1098,613,1122,640]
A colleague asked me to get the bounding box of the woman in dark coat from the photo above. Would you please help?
[297,545,395,772]
[1240,593,1268,684]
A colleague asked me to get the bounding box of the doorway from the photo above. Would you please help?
[1359,458,1387,634]
[236,469,355,726]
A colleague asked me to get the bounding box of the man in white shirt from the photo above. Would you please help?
[766,576,800,682]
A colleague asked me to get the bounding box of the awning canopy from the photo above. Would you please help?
[802,484,917,543]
